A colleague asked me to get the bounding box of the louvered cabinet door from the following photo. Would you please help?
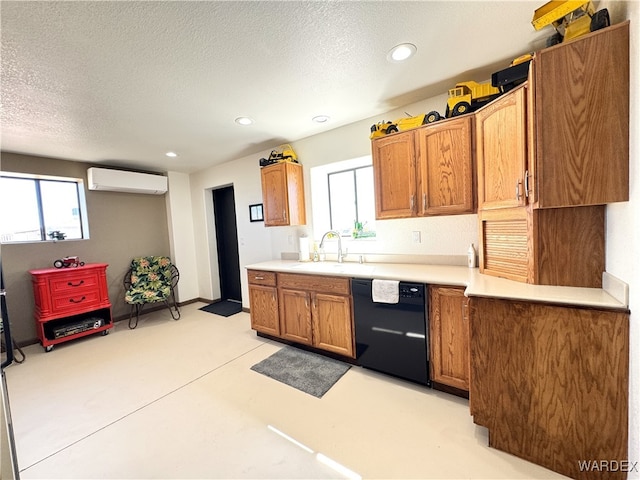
[479,207,531,283]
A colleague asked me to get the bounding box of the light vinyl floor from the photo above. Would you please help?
[4,303,567,479]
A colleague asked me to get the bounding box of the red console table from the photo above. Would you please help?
[30,263,113,351]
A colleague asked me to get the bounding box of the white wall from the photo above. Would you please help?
[166,171,199,302]
[604,1,639,474]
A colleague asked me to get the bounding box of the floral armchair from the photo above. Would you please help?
[124,256,180,329]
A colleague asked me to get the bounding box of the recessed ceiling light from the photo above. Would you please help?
[387,43,417,62]
[312,115,330,123]
[165,151,178,158]
[235,116,254,126]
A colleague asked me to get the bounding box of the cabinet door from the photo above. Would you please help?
[248,285,279,336]
[416,117,475,216]
[311,293,354,358]
[533,22,629,207]
[279,288,312,345]
[261,164,289,226]
[476,86,528,210]
[478,207,531,283]
[429,286,469,391]
[372,131,417,219]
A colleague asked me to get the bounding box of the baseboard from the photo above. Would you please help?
[179,297,214,306]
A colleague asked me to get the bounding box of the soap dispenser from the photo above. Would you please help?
[467,243,477,268]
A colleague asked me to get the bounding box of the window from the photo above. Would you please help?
[0,173,89,243]
[328,166,376,238]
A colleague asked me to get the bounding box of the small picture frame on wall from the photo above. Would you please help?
[249,203,264,222]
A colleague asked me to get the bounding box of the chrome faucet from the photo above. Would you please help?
[319,230,346,263]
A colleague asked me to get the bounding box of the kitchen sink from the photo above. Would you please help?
[289,262,375,276]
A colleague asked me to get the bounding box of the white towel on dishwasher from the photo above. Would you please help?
[372,279,400,304]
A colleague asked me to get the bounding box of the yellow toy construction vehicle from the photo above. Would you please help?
[445,81,502,118]
[259,144,298,166]
[369,113,428,139]
[532,1,610,47]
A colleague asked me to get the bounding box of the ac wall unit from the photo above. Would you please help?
[87,167,168,195]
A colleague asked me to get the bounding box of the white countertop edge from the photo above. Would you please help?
[245,260,628,311]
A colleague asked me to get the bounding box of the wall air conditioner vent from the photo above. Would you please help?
[87,167,168,195]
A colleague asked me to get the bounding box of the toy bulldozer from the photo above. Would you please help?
[259,144,298,167]
[532,0,610,47]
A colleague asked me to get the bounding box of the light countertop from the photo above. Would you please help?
[245,260,628,311]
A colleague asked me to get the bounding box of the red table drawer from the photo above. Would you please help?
[49,272,100,295]
[50,289,102,312]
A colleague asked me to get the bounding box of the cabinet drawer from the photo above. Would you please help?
[49,272,100,295]
[247,270,276,286]
[49,289,103,313]
[277,273,350,295]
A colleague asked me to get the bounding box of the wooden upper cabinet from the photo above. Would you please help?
[532,22,629,208]
[372,117,475,219]
[260,162,306,226]
[476,85,528,211]
[416,116,475,215]
[372,131,417,219]
[476,22,629,211]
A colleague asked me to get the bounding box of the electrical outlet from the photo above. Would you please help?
[287,235,293,245]
[412,231,421,243]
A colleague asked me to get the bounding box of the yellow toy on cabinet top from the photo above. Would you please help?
[532,1,610,47]
[369,113,428,139]
[259,144,298,167]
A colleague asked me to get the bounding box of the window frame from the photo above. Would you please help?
[0,172,90,244]
[327,165,373,236]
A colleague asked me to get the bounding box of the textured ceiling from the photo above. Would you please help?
[1,1,550,173]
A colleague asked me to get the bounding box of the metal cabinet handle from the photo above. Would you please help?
[516,181,522,201]
[68,280,84,287]
[524,170,530,198]
[254,276,264,280]
[69,296,86,303]
[410,195,415,211]
[422,193,427,211]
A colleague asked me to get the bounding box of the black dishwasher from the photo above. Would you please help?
[352,279,430,386]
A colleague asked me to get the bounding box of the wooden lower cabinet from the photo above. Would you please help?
[428,286,469,393]
[247,270,355,358]
[469,296,629,480]
[279,288,313,345]
[278,273,354,358]
[312,292,353,357]
[247,270,279,336]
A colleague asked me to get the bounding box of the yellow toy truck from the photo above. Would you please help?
[369,113,428,139]
[532,1,610,47]
[445,81,502,118]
